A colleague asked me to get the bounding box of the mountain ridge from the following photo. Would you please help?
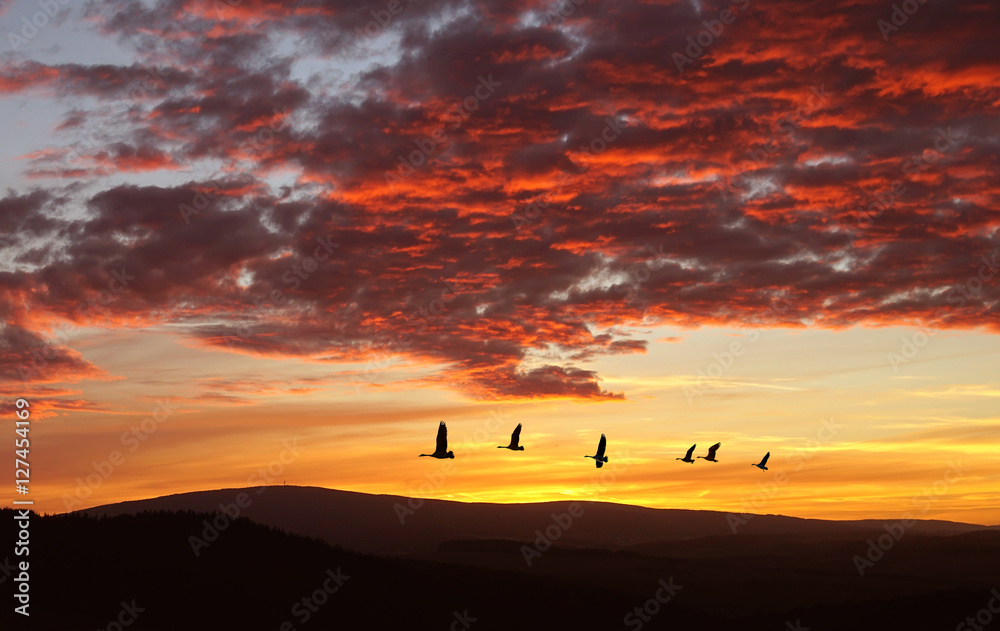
[78,485,999,555]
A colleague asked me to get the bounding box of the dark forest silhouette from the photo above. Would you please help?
[5,497,999,629]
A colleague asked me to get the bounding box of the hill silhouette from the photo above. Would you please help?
[81,485,997,554]
[3,508,719,630]
[4,503,998,630]
[56,486,1000,628]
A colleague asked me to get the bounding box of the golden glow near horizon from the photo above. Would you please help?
[14,323,1000,526]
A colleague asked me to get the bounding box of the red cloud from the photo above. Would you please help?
[1,0,998,400]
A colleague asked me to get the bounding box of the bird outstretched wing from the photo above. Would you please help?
[436,421,448,453]
[760,452,770,466]
[685,444,696,460]
[707,442,721,459]
[597,433,607,457]
[511,423,522,447]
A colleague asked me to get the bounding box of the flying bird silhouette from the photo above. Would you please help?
[697,442,721,462]
[584,434,609,468]
[498,423,525,451]
[676,444,696,463]
[419,421,455,459]
[752,452,770,471]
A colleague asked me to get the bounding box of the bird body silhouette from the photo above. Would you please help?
[676,444,696,463]
[419,421,455,459]
[498,423,525,450]
[697,442,721,462]
[585,434,609,468]
[752,452,770,471]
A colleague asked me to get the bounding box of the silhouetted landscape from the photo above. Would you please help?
[8,486,995,628]
[4,0,999,627]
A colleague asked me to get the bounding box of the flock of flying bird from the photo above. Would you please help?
[419,421,772,471]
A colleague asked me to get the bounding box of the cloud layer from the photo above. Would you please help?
[1,0,998,401]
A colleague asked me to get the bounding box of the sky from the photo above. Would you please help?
[0,0,998,524]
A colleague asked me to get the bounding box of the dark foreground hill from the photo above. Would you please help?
[81,485,997,555]
[3,507,998,630]
[4,508,718,630]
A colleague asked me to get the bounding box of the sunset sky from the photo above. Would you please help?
[1,0,998,524]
